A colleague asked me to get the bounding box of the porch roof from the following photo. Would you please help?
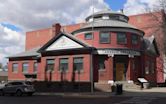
[8,47,41,58]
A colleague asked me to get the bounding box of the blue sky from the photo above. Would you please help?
[104,0,127,11]
[1,23,22,32]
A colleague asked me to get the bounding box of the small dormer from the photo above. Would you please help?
[102,15,109,20]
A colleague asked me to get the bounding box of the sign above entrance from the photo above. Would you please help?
[95,49,141,56]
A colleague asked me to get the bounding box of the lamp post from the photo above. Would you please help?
[90,50,94,93]
[90,0,94,93]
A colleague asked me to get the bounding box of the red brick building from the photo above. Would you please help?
[8,10,165,90]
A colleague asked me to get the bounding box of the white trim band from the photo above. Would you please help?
[94,49,141,56]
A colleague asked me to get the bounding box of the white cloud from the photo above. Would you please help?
[0,0,108,30]
[0,0,108,65]
[124,0,159,15]
[0,24,25,65]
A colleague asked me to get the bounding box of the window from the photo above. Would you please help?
[100,32,110,43]
[88,18,93,22]
[73,57,83,72]
[94,16,102,21]
[12,63,18,73]
[46,59,55,72]
[151,62,155,74]
[98,56,105,70]
[109,16,119,20]
[132,60,136,71]
[132,35,139,45]
[85,33,93,40]
[34,62,38,73]
[22,63,29,73]
[59,58,68,71]
[117,33,127,44]
[102,15,109,20]
[145,61,150,74]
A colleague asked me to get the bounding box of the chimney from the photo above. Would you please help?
[52,23,61,36]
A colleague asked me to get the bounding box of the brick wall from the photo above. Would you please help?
[8,54,91,82]
[8,60,37,81]
[25,23,84,51]
[75,31,141,50]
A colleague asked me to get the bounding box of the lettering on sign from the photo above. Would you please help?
[95,49,140,56]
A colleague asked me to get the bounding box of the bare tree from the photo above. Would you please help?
[145,0,166,77]
[147,0,166,54]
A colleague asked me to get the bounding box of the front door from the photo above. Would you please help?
[116,63,125,81]
[114,55,128,81]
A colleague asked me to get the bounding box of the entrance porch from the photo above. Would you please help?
[95,54,141,83]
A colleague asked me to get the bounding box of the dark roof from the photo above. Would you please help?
[143,35,159,55]
[38,32,92,52]
[72,19,144,35]
[8,47,41,58]
[82,19,137,29]
[65,32,92,47]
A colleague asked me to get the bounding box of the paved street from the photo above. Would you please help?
[0,95,130,104]
[0,95,166,104]
[0,88,166,104]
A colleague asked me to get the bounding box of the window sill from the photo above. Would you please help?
[33,72,38,74]
[117,43,127,45]
[74,70,84,74]
[23,72,29,74]
[99,69,106,72]
[12,72,18,74]
[46,70,54,73]
[85,38,93,40]
[58,70,69,73]
[100,42,110,44]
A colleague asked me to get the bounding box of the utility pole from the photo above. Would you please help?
[90,0,94,93]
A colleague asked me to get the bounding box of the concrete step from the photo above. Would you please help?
[94,83,111,92]
[94,81,141,92]
[114,81,141,90]
[123,83,141,90]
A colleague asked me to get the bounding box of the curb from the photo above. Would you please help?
[34,92,114,98]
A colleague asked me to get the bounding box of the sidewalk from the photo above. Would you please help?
[123,87,166,97]
[35,87,166,98]
[35,92,112,98]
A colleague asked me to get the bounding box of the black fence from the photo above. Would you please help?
[32,81,91,92]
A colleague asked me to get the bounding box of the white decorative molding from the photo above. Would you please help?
[46,36,83,51]
[94,49,140,56]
